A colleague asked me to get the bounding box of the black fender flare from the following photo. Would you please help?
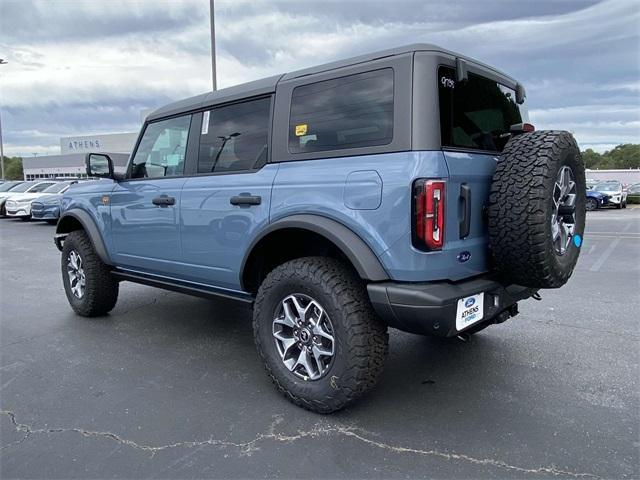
[55,209,112,265]
[241,214,389,289]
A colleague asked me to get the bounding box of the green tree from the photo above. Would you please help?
[582,144,640,169]
[582,148,602,169]
[2,156,24,180]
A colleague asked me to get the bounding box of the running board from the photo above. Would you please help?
[111,270,254,304]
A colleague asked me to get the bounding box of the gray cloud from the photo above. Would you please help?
[1,0,638,157]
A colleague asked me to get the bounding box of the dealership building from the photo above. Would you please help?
[22,132,138,180]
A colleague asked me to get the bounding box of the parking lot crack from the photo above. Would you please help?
[0,410,600,478]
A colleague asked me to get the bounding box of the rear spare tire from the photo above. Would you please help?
[488,130,586,288]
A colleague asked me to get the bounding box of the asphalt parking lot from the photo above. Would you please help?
[1,209,638,479]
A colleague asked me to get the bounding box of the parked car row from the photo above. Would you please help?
[584,179,631,210]
[0,179,83,224]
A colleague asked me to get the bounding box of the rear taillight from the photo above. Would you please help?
[413,179,445,250]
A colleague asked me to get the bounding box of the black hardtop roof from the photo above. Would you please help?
[147,43,518,122]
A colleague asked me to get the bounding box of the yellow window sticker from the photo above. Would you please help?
[295,124,308,136]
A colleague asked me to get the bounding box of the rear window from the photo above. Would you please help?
[289,68,394,154]
[438,66,525,153]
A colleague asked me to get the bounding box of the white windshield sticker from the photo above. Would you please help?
[201,111,210,135]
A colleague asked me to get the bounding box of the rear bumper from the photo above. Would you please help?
[368,276,537,337]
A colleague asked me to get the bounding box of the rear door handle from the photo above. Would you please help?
[152,195,175,207]
[459,184,471,239]
[230,195,261,206]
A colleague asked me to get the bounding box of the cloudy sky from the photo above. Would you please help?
[0,0,638,157]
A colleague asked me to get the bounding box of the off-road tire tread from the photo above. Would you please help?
[253,257,388,413]
[488,130,585,288]
[61,230,119,317]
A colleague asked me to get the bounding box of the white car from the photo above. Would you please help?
[593,180,628,209]
[1,180,59,218]
[5,181,78,220]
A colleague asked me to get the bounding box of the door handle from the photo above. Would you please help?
[230,195,261,206]
[459,184,471,239]
[152,195,176,207]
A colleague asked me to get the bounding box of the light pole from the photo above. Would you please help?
[209,0,217,91]
[0,58,6,180]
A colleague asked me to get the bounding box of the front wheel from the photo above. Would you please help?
[585,198,598,211]
[61,230,119,317]
[253,257,388,413]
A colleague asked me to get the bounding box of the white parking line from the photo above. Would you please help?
[588,223,632,272]
[589,238,621,272]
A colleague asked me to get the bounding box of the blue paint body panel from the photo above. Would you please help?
[61,149,496,291]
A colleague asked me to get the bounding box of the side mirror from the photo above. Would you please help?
[86,153,114,179]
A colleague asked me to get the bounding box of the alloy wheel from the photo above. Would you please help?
[272,293,335,381]
[551,166,577,255]
[67,250,86,299]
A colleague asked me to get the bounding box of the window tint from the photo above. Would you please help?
[198,97,271,173]
[289,69,394,154]
[131,115,191,178]
[30,182,56,192]
[0,182,22,192]
[439,67,523,152]
[43,182,73,194]
[594,182,621,192]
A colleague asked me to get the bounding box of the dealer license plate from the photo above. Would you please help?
[455,293,484,331]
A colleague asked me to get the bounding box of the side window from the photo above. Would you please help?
[130,115,192,179]
[198,97,271,174]
[438,67,523,152]
[288,68,394,154]
[31,182,56,192]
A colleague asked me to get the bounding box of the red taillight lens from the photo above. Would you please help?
[414,179,445,250]
[523,122,535,132]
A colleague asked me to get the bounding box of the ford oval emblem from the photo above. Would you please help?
[457,251,471,263]
[465,297,476,308]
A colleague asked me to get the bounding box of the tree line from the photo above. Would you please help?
[1,143,638,181]
[581,144,639,170]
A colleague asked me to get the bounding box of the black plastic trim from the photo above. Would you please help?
[368,275,536,336]
[240,214,389,289]
[55,209,112,265]
[112,269,254,304]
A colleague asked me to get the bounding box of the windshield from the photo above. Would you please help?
[0,181,23,192]
[42,182,70,194]
[594,183,621,192]
[9,182,37,193]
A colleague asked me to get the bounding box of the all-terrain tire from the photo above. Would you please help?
[253,257,388,413]
[488,130,586,288]
[61,230,119,317]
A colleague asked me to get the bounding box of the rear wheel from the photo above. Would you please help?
[61,230,119,317]
[253,257,388,413]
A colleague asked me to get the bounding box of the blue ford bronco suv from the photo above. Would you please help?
[56,44,586,413]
